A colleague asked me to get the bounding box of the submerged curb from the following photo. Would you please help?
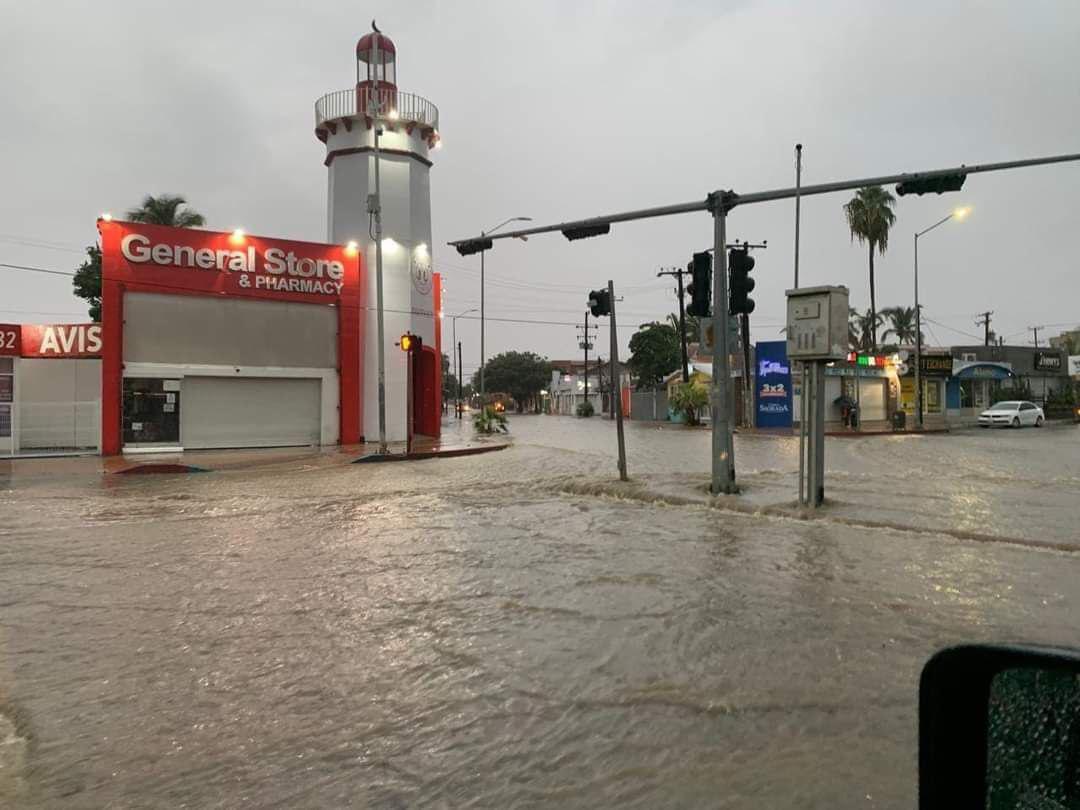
[353,443,509,464]
[110,463,211,475]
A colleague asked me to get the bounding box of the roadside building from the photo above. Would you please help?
[0,324,102,455]
[1048,327,1080,352]
[821,352,902,431]
[947,344,1068,421]
[898,349,952,430]
[547,359,626,416]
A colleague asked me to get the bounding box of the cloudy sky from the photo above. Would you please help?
[2,0,1078,376]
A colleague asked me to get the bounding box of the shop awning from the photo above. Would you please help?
[953,362,1015,381]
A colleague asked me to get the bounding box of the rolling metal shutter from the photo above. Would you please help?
[181,377,320,449]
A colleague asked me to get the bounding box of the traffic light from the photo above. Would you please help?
[454,238,493,256]
[686,251,712,317]
[728,248,756,315]
[895,172,967,196]
[399,332,423,353]
[562,223,611,241]
[588,289,611,317]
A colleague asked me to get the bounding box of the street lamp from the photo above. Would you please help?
[479,216,532,399]
[914,206,970,428]
[452,308,478,418]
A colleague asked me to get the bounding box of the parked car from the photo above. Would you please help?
[978,400,1045,428]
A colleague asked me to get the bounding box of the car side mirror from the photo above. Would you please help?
[919,644,1080,809]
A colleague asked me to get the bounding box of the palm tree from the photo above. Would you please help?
[668,311,702,344]
[843,186,896,350]
[125,194,206,227]
[881,306,918,345]
[73,194,206,319]
[854,309,883,353]
[848,307,862,351]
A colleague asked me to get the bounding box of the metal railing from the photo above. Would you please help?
[315,88,439,132]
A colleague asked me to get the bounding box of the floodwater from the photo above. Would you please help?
[2,416,1078,808]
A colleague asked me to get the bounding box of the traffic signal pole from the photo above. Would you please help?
[609,279,628,482]
[449,151,1080,498]
[710,198,736,494]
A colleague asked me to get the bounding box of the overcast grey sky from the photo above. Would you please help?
[2,0,1079,374]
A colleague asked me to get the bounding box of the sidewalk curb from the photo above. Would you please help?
[111,463,211,475]
[353,443,509,464]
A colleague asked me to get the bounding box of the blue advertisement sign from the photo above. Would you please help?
[755,340,793,428]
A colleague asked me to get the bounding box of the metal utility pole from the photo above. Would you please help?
[1031,325,1041,348]
[451,308,477,418]
[608,280,628,481]
[794,143,803,289]
[478,216,533,401]
[577,312,598,406]
[370,33,388,453]
[657,265,691,382]
[709,194,737,493]
[913,209,967,429]
[448,150,1080,497]
[976,311,994,346]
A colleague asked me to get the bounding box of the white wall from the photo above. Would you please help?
[326,122,435,443]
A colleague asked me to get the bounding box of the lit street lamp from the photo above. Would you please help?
[914,206,970,428]
[452,308,477,417]
[478,216,531,398]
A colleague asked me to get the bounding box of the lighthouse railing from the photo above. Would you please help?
[315,88,439,131]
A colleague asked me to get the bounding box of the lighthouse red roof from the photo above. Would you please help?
[356,32,396,60]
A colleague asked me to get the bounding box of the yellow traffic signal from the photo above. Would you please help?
[400,333,414,352]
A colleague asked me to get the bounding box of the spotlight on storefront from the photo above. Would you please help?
[101,212,113,222]
[414,242,428,253]
[230,228,246,244]
[381,238,401,255]
[345,240,359,255]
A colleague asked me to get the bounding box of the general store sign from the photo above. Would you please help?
[100,221,359,303]
[0,323,102,358]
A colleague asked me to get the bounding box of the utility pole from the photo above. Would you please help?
[1030,325,1041,348]
[793,143,803,289]
[728,239,766,429]
[976,311,994,347]
[457,340,463,418]
[577,313,598,408]
[608,280,628,481]
[657,265,691,382]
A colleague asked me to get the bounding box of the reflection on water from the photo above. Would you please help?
[1,416,1078,808]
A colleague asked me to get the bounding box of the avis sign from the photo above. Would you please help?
[20,324,103,358]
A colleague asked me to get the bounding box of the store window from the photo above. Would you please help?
[0,357,12,438]
[123,378,181,446]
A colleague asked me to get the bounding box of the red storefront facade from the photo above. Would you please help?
[98,220,364,455]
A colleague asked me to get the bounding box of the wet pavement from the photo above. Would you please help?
[2,416,1078,808]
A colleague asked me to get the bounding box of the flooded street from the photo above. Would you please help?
[2,417,1079,808]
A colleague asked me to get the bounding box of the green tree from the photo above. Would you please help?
[670,378,709,426]
[72,194,206,319]
[881,305,919,345]
[844,186,896,350]
[471,351,551,413]
[668,311,702,344]
[628,321,680,390]
[852,309,883,353]
[72,245,103,320]
[125,194,206,227]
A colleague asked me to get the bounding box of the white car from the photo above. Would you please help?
[978,400,1045,428]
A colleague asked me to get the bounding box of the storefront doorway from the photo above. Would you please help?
[122,378,181,449]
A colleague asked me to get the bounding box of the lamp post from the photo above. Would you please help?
[479,216,532,399]
[914,206,970,428]
[452,308,477,417]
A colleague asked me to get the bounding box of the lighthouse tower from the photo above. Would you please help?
[315,27,441,443]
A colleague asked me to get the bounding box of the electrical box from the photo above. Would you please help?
[785,285,849,360]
